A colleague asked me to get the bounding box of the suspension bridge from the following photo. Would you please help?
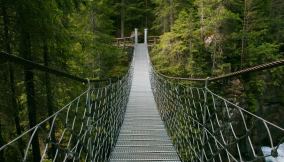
[0,29,284,162]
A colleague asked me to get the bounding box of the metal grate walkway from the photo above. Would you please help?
[109,44,180,162]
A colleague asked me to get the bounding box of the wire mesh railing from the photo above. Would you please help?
[0,60,133,162]
[150,66,284,162]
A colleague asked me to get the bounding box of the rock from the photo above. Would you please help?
[261,143,284,162]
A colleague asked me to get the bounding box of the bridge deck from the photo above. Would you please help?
[109,44,180,162]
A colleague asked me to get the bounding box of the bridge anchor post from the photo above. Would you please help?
[144,28,148,44]
[135,28,138,45]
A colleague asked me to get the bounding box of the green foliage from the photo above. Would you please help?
[151,0,284,104]
[0,0,131,160]
[150,1,284,159]
[0,0,284,161]
[151,9,208,77]
[247,43,279,64]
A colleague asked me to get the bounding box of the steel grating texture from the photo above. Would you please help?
[109,44,181,162]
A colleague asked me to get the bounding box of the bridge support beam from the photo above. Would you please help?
[135,28,138,44]
[144,28,148,44]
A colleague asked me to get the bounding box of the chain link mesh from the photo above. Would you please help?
[150,67,284,162]
[0,63,133,162]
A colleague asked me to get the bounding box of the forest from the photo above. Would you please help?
[150,0,284,133]
[0,0,284,161]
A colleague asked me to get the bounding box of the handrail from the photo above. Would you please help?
[115,37,132,40]
[114,37,134,48]
[209,59,284,81]
[0,51,120,83]
[148,36,160,38]
[146,34,284,81]
[152,59,284,82]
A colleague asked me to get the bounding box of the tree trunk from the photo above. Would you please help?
[2,4,24,156]
[200,0,205,40]
[20,30,41,162]
[163,17,167,33]
[145,0,148,28]
[43,42,56,158]
[241,0,248,68]
[169,0,174,31]
[91,10,96,34]
[0,122,5,162]
[121,0,125,38]
[90,9,102,78]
